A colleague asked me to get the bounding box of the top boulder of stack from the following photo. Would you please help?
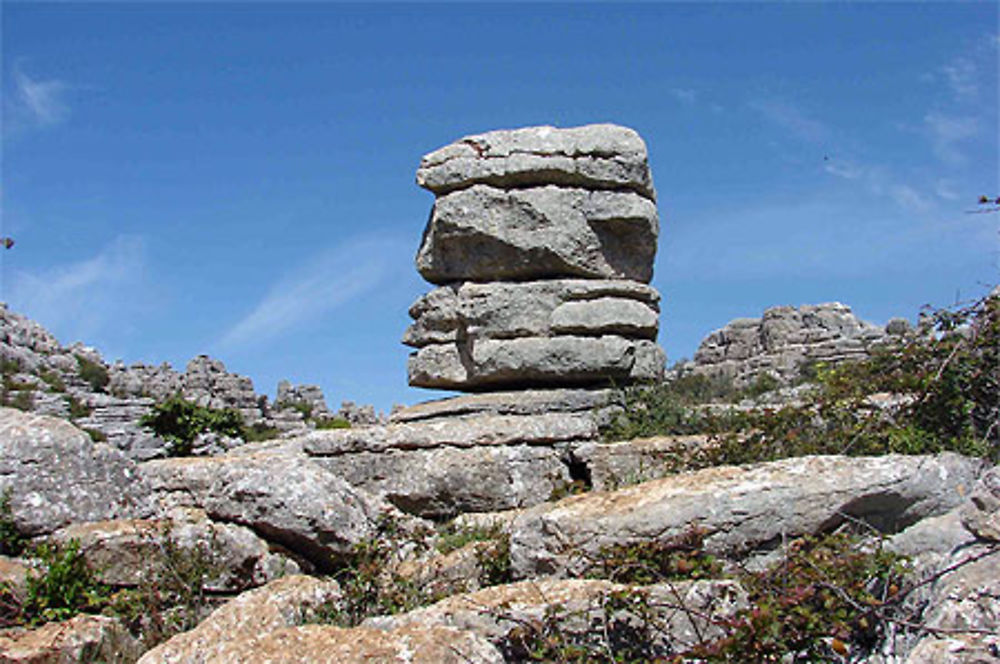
[416,124,656,201]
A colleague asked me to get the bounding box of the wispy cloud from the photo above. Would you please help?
[748,98,830,144]
[923,111,979,165]
[218,235,409,351]
[5,236,148,345]
[938,56,979,100]
[669,88,697,104]
[4,65,71,136]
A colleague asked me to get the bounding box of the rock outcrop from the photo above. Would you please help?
[677,302,911,388]
[406,124,666,391]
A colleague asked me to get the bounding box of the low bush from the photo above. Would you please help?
[140,396,244,456]
[75,355,110,393]
[584,527,721,584]
[0,489,25,556]
[23,540,110,625]
[314,416,351,430]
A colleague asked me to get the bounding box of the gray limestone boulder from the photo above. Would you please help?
[408,336,665,390]
[416,185,658,284]
[0,408,152,536]
[404,279,659,348]
[416,124,655,200]
[508,453,986,578]
[390,388,615,424]
[139,445,392,570]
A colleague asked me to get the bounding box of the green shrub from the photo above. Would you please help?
[435,521,505,555]
[38,370,66,393]
[108,525,221,647]
[140,396,244,456]
[585,527,721,584]
[4,389,34,412]
[83,427,108,443]
[687,532,906,662]
[0,489,25,556]
[0,358,21,376]
[277,400,313,420]
[67,396,93,419]
[242,422,281,442]
[314,416,351,430]
[23,540,110,625]
[75,355,110,393]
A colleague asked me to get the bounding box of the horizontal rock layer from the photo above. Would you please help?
[417,123,655,200]
[404,279,659,348]
[416,185,658,284]
[408,336,665,390]
[390,388,615,423]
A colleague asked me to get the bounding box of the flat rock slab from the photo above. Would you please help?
[390,388,615,423]
[408,336,665,390]
[416,185,658,284]
[0,614,141,664]
[417,123,655,200]
[0,407,152,536]
[302,412,597,455]
[405,279,659,348]
[509,453,987,578]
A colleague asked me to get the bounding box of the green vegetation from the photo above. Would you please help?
[67,395,93,419]
[38,369,66,393]
[241,421,281,442]
[502,530,906,663]
[109,526,222,647]
[605,292,1000,466]
[83,427,108,443]
[140,396,244,456]
[23,540,110,625]
[585,527,721,584]
[0,489,26,556]
[314,416,351,430]
[75,354,110,393]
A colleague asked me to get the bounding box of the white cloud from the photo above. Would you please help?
[4,66,71,135]
[938,56,978,100]
[669,88,697,104]
[923,112,978,165]
[6,236,148,344]
[748,98,830,144]
[218,235,408,351]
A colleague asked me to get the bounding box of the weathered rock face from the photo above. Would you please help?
[408,124,666,392]
[417,186,658,284]
[0,408,153,536]
[679,302,908,388]
[139,445,394,570]
[508,453,986,578]
[0,614,142,664]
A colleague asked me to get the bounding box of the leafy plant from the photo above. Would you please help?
[83,427,108,443]
[23,540,110,625]
[585,527,721,585]
[38,370,66,393]
[75,355,110,393]
[242,421,281,442]
[140,396,244,456]
[67,395,93,419]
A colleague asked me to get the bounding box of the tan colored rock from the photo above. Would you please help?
[509,453,986,578]
[222,624,503,664]
[137,574,341,664]
[571,435,712,490]
[0,556,29,598]
[0,614,141,663]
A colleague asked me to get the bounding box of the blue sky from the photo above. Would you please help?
[2,3,998,413]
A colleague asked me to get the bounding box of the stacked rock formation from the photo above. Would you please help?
[405,124,666,391]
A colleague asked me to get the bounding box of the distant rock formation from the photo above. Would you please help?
[406,124,666,391]
[676,302,912,388]
[0,303,376,459]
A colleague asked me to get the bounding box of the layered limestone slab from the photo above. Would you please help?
[390,388,615,423]
[416,185,658,284]
[408,336,665,390]
[417,123,656,200]
[404,279,660,348]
